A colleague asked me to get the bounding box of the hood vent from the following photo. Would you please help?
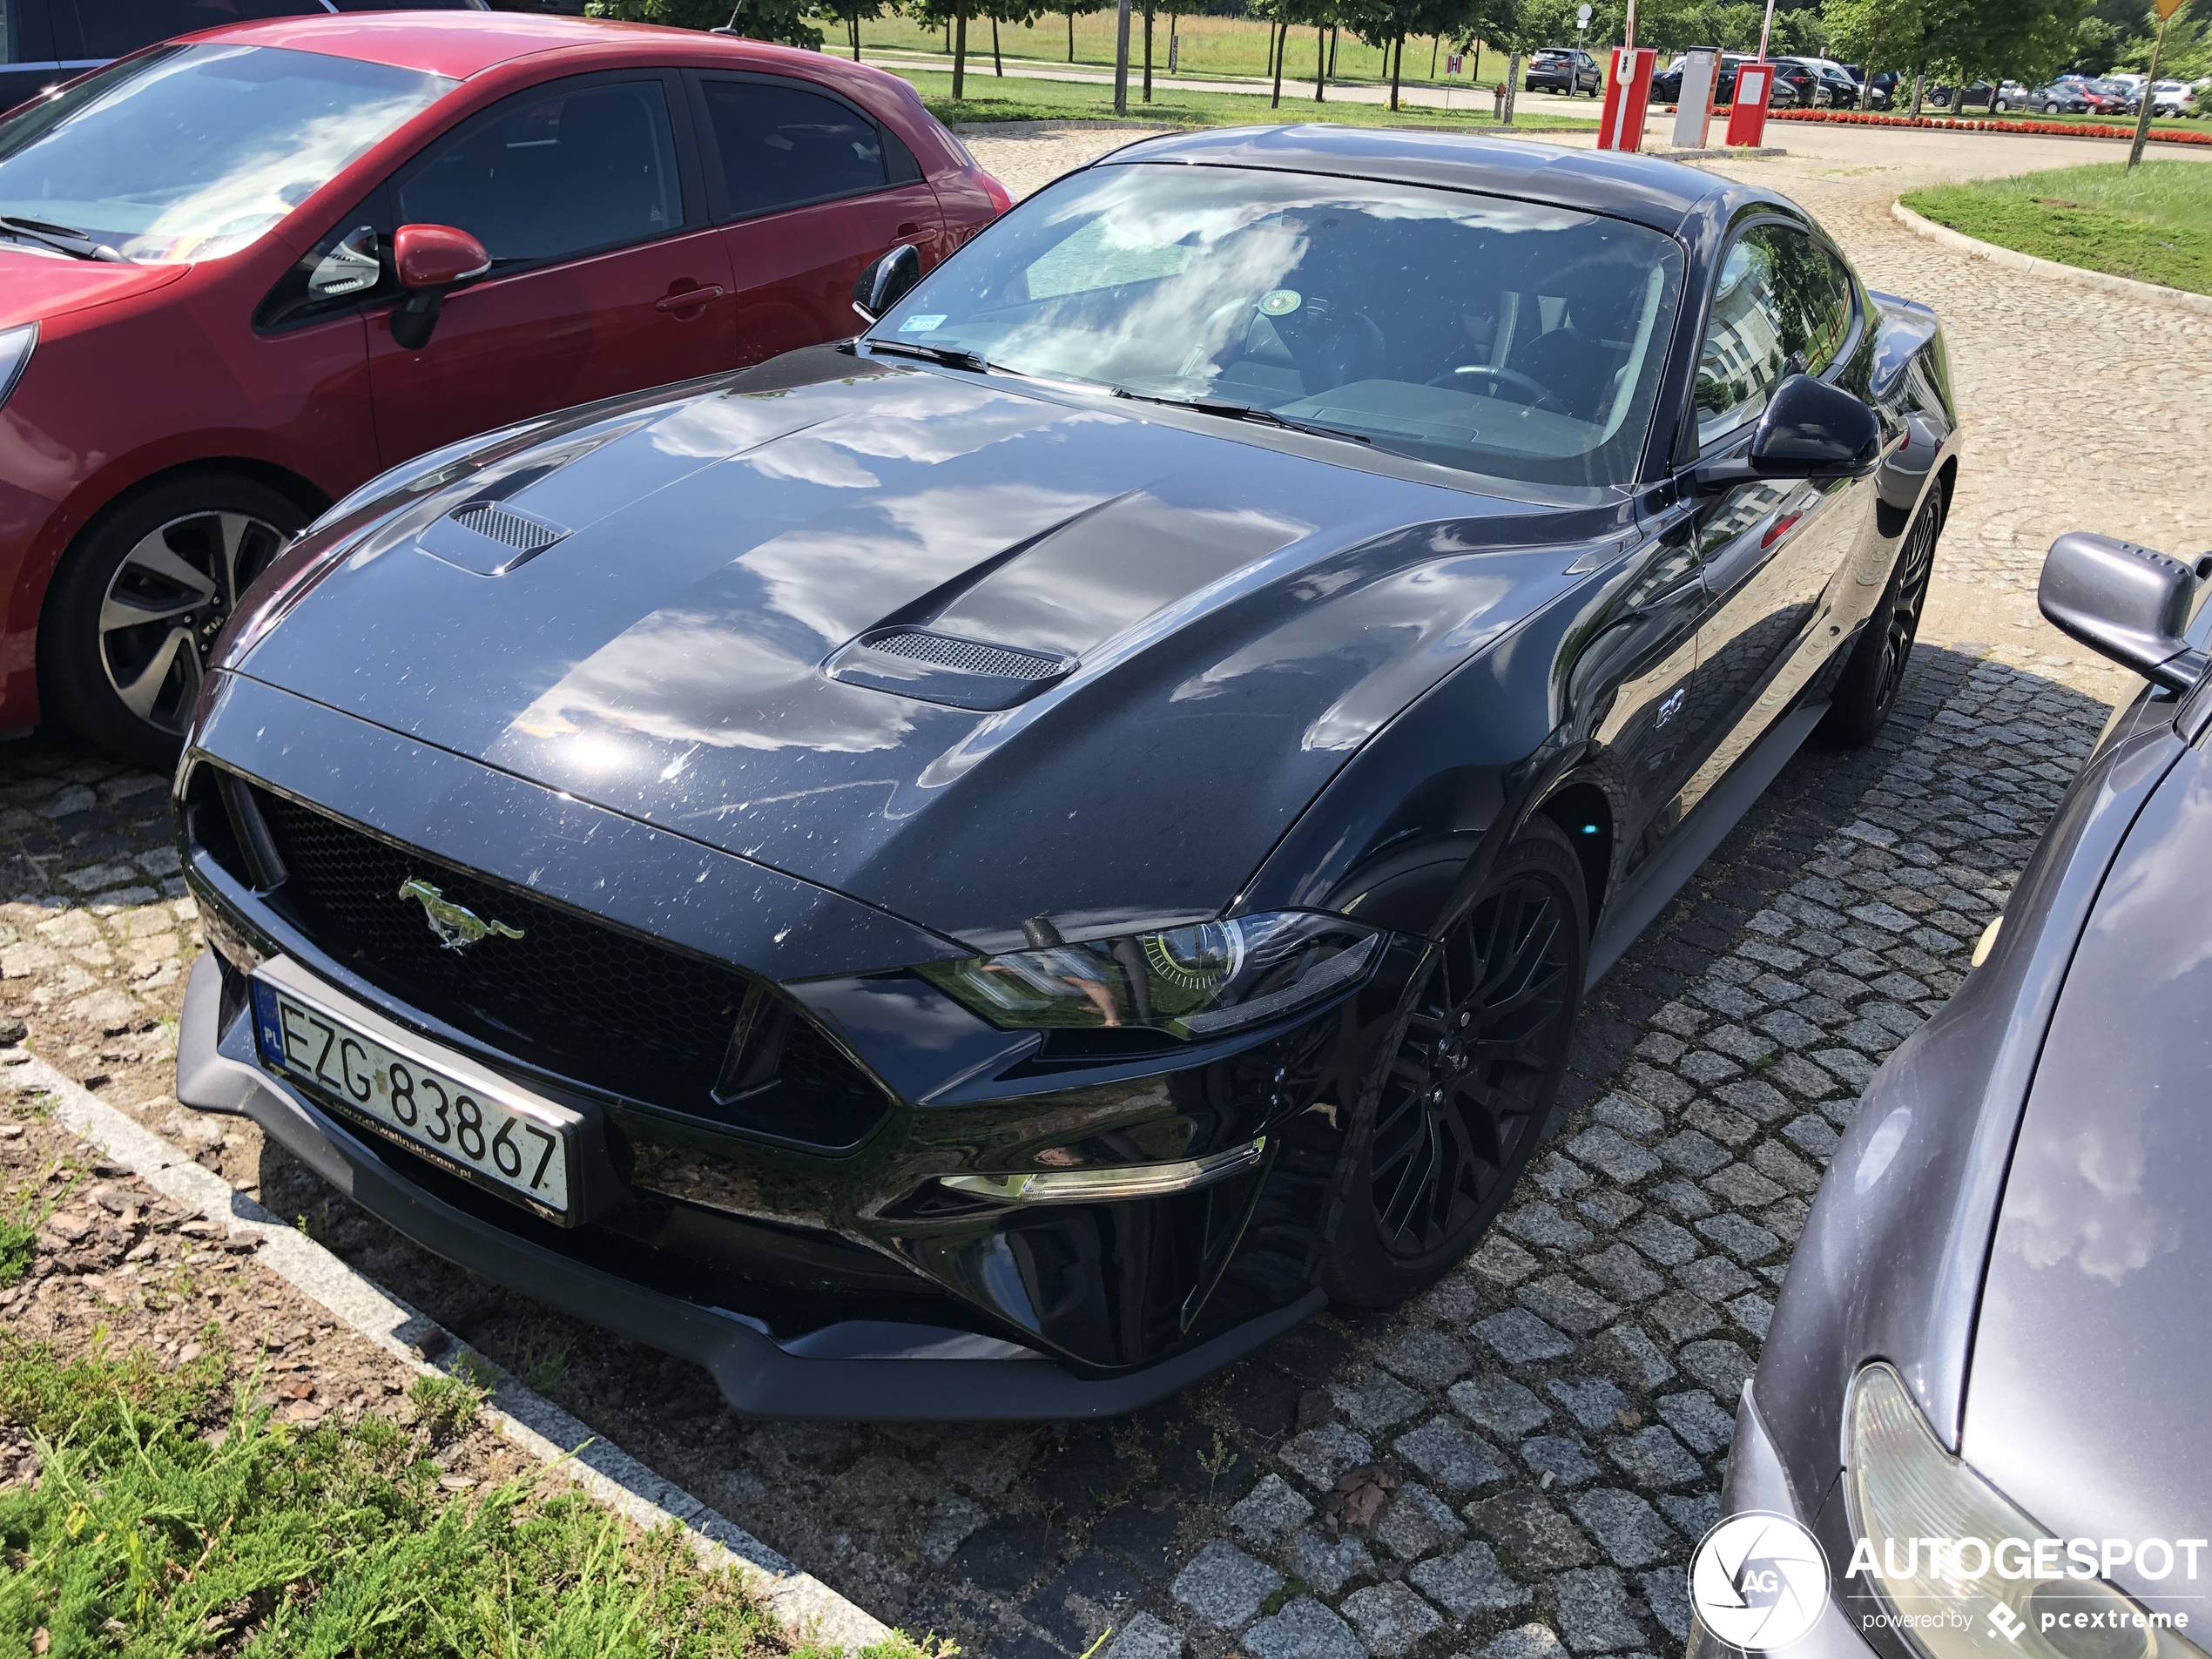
[416,500,570,577]
[826,628,1076,711]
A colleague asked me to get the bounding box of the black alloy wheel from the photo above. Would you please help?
[41,474,307,767]
[1818,489,1943,747]
[1325,819,1588,1306]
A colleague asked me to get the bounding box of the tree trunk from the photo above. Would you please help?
[1069,8,1075,60]
[1472,40,1480,85]
[1908,66,1924,116]
[1143,1,1153,100]
[953,3,967,98]
[1316,24,1326,98]
[991,13,1001,75]
[1390,33,1403,110]
[1504,49,1521,123]
[1431,36,1440,78]
[850,12,860,58]
[1271,19,1286,106]
[1329,25,1339,78]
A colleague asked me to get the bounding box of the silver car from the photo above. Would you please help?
[1697,530,2212,1657]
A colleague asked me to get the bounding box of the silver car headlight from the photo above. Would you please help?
[1848,1364,2209,1659]
[918,911,1380,1041]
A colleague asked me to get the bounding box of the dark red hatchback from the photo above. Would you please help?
[0,13,1006,760]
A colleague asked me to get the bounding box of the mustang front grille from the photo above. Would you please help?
[209,778,887,1148]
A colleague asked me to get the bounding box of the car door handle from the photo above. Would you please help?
[656,286,726,313]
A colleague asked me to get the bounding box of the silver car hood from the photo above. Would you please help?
[1962,745,2212,1619]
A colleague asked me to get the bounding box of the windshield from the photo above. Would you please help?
[869,163,1685,490]
[0,44,453,264]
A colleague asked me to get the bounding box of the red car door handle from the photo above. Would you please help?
[656,286,726,313]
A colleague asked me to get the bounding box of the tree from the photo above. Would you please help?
[814,0,887,58]
[908,0,977,94]
[585,0,822,47]
[1051,0,1110,60]
[1345,0,1478,107]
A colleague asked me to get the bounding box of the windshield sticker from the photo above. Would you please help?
[898,314,948,334]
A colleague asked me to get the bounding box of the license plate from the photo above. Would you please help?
[250,963,574,1216]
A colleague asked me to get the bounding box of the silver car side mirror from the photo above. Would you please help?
[852,243,922,327]
[2039,532,2209,693]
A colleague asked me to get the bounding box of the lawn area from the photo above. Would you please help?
[861,10,1514,90]
[893,66,1596,132]
[0,1335,960,1659]
[1901,158,2212,296]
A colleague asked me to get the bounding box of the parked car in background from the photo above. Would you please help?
[1805,57,1865,105]
[2080,77,2138,113]
[1865,69,1902,108]
[0,13,1007,762]
[1940,78,2030,111]
[1649,51,1748,105]
[1768,58,1855,108]
[0,0,492,115]
[2150,78,2192,115]
[172,127,1960,1420]
[2031,79,2092,113]
[1524,46,1602,95]
[1702,530,2212,1657]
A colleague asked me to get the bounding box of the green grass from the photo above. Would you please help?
[860,10,1501,89]
[895,66,1596,131]
[1902,158,2212,296]
[0,1334,953,1658]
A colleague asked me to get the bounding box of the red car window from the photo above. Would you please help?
[698,79,889,220]
[398,80,685,270]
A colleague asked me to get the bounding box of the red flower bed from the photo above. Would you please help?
[1764,108,2211,145]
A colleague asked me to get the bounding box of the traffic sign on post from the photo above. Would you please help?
[1597,46,1658,150]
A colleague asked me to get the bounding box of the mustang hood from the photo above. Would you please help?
[239,355,1614,952]
[1962,752,2212,1620]
[0,251,190,328]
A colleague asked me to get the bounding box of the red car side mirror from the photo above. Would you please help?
[394,224,489,290]
[389,224,490,351]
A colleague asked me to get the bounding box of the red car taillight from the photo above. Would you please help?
[977,169,1014,215]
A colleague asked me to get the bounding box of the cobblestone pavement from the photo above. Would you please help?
[0,125,2191,1659]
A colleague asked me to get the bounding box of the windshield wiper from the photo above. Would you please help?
[863,338,998,374]
[1112,389,1371,446]
[0,214,125,262]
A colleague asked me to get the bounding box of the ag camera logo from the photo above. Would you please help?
[1691,1512,1832,1650]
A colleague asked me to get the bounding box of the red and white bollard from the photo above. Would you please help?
[1726,62,1774,145]
[1596,46,1658,151]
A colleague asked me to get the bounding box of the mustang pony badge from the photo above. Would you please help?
[397,878,525,952]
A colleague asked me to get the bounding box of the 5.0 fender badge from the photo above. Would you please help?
[398,877,524,952]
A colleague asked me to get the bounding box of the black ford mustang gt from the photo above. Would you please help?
[173,126,1959,1420]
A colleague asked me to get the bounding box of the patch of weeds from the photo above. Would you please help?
[293,1198,334,1245]
[1196,1428,1240,1495]
[844,1637,963,1659]
[1750,1052,1776,1072]
[518,1334,571,1394]
[0,1333,801,1656]
[409,1372,486,1442]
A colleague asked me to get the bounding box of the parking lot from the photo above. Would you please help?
[1,122,2204,1659]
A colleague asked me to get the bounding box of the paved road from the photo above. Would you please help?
[0,122,2202,1659]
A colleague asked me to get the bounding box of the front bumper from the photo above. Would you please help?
[1689,1381,1880,1659]
[180,949,1325,1419]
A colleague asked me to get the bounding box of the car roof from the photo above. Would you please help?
[172,11,765,80]
[1100,125,1737,236]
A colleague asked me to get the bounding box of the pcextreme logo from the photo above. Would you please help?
[1690,1513,1832,1651]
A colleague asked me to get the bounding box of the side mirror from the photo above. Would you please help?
[2039,532,2208,692]
[851,242,922,327]
[388,223,489,351]
[1695,374,1881,491]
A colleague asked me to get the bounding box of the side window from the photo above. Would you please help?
[1694,226,1853,448]
[397,78,682,272]
[698,78,887,220]
[49,0,323,60]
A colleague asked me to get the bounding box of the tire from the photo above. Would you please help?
[39,472,307,768]
[1324,816,1589,1308]
[1817,489,1942,748]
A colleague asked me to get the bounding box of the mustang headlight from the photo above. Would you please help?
[918,911,1380,1040]
[1848,1364,2209,1659]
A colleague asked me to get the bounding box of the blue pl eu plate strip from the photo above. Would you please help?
[251,981,286,1069]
